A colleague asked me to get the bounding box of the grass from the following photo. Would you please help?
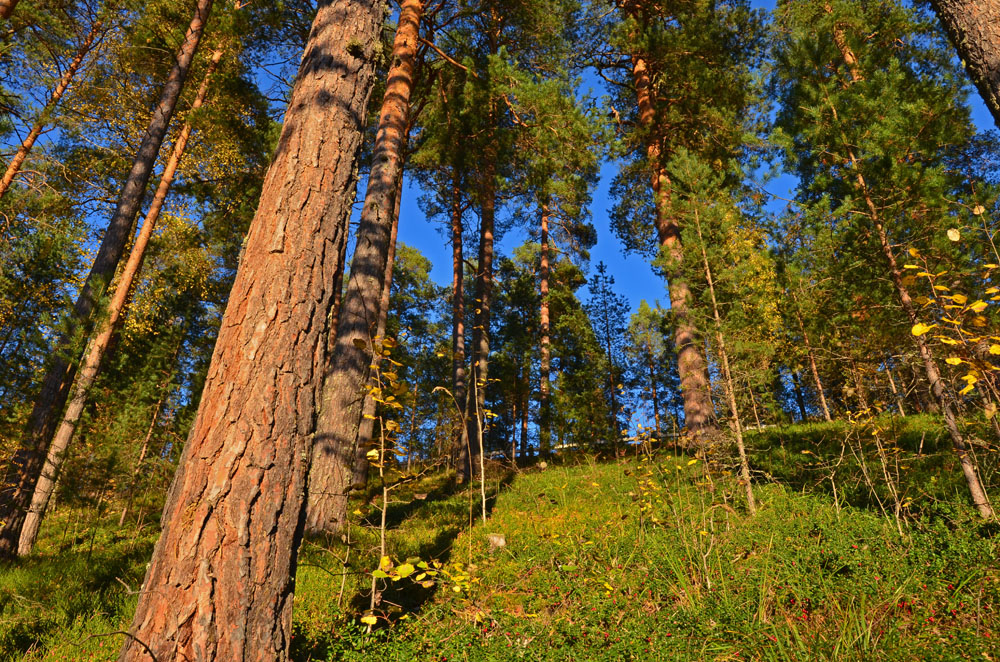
[0,417,998,661]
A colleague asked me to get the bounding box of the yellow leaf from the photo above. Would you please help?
[396,563,415,578]
[987,403,998,419]
[903,264,920,269]
[946,357,963,365]
[951,294,968,305]
[973,204,985,216]
[947,228,961,241]
[380,556,393,571]
[969,300,988,313]
[990,345,1000,355]
[361,614,378,626]
[911,323,936,336]
[937,336,959,345]
[962,373,979,384]
[960,383,975,395]
[916,271,934,278]
[367,449,379,459]
[934,285,950,291]
[687,459,698,465]
[987,287,999,294]
[909,247,920,257]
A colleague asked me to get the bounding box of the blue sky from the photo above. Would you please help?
[392,0,996,318]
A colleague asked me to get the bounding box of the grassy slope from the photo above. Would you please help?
[1,418,998,661]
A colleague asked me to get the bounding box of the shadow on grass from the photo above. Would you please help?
[742,414,999,521]
[0,514,157,659]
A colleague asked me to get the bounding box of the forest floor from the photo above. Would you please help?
[1,415,999,661]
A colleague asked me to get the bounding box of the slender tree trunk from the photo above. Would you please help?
[520,372,530,460]
[118,396,165,528]
[305,0,421,535]
[930,0,1000,129]
[406,378,419,471]
[794,301,832,421]
[647,352,662,439]
[457,159,495,482]
[0,0,214,559]
[694,210,755,513]
[449,174,467,465]
[791,371,809,422]
[828,16,992,517]
[538,202,552,455]
[118,3,383,659]
[629,37,713,435]
[15,49,225,559]
[884,357,907,417]
[0,18,104,202]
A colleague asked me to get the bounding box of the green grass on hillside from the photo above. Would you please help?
[1,419,998,661]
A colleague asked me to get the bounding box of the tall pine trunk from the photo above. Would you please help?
[16,49,224,558]
[829,13,993,518]
[449,173,468,466]
[118,3,384,658]
[930,0,1000,128]
[629,31,714,436]
[457,159,495,482]
[347,172,404,516]
[538,203,552,455]
[0,17,104,201]
[305,0,421,535]
[0,0,213,559]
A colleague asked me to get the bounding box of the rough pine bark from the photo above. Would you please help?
[17,50,224,558]
[629,32,714,436]
[930,0,1000,128]
[348,173,403,507]
[0,0,19,20]
[538,203,552,455]
[306,0,421,535]
[118,2,384,659]
[0,0,213,559]
[0,17,104,202]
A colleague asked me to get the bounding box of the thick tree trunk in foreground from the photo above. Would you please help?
[0,0,20,20]
[305,0,421,535]
[538,203,552,455]
[17,50,224,558]
[0,0,213,559]
[930,0,1000,129]
[0,17,104,202]
[630,43,714,436]
[118,3,383,659]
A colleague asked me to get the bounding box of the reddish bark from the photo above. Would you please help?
[306,0,422,535]
[629,26,714,436]
[538,203,552,454]
[0,0,20,20]
[930,0,1000,128]
[0,0,214,559]
[17,50,225,558]
[0,17,104,202]
[118,2,384,658]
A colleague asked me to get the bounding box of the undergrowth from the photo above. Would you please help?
[0,417,997,661]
